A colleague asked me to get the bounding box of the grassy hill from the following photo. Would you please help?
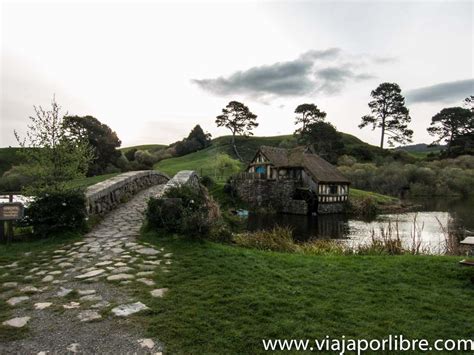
[154,132,389,177]
[395,143,445,158]
[120,144,166,153]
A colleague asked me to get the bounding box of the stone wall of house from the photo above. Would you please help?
[85,170,169,216]
[317,202,345,214]
[231,178,308,215]
[281,200,308,215]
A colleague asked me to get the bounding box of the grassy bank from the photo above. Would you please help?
[137,232,473,354]
[66,173,120,189]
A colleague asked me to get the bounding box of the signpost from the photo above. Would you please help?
[0,194,24,243]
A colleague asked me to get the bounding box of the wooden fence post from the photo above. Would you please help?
[7,194,13,243]
[0,222,4,244]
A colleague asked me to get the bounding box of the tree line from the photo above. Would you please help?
[214,83,473,160]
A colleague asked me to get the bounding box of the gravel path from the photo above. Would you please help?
[0,184,169,354]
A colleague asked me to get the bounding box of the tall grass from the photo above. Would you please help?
[231,215,466,256]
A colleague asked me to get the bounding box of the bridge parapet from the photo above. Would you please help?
[85,170,169,215]
[161,170,200,195]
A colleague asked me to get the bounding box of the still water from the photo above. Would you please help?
[247,197,474,254]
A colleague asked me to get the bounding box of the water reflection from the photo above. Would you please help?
[0,194,32,205]
[247,197,474,254]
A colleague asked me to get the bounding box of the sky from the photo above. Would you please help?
[1,0,473,148]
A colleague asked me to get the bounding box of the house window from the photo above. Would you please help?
[329,185,338,194]
[255,166,265,174]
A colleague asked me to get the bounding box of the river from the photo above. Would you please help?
[247,197,474,254]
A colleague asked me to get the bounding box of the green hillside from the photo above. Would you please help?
[154,132,388,177]
[0,147,23,176]
[154,145,244,178]
[120,144,166,153]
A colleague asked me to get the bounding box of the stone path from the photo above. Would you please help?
[0,184,170,354]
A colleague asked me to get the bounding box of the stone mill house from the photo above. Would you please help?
[231,146,350,214]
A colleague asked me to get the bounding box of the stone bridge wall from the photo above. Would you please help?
[85,170,169,215]
[161,170,200,195]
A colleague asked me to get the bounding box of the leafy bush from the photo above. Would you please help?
[146,197,184,232]
[170,125,212,158]
[25,189,87,238]
[200,175,215,188]
[146,185,217,237]
[208,222,234,243]
[347,196,378,218]
[0,165,34,192]
[134,150,155,169]
[124,148,138,161]
[338,155,474,197]
[212,154,242,176]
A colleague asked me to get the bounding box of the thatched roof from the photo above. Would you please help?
[255,146,350,183]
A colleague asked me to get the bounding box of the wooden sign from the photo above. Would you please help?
[0,203,24,221]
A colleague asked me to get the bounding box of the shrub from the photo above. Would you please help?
[125,148,138,161]
[212,154,242,176]
[339,156,474,197]
[103,164,121,174]
[146,185,218,237]
[209,222,234,243]
[0,165,34,192]
[114,155,132,172]
[25,189,87,238]
[337,155,357,167]
[134,150,155,169]
[200,175,215,189]
[174,138,202,156]
[347,196,378,218]
[146,197,183,232]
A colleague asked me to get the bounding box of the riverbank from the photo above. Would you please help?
[348,188,414,216]
[137,231,474,354]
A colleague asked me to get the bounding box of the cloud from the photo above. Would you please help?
[315,67,375,94]
[406,79,474,104]
[192,48,376,101]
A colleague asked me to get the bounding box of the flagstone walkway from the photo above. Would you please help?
[0,184,169,354]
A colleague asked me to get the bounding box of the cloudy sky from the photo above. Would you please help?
[1,0,472,148]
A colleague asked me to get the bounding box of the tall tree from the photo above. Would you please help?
[359,83,413,148]
[14,97,93,195]
[63,115,122,176]
[301,121,344,164]
[294,103,326,135]
[464,95,474,112]
[215,101,258,161]
[427,107,473,154]
[187,124,212,148]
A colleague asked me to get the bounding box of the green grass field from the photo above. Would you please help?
[135,232,474,354]
[154,145,244,178]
